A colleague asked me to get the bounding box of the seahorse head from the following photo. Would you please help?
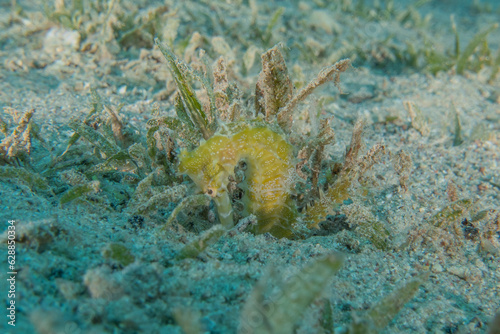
[178,135,235,197]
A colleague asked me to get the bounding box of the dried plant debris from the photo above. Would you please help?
[489,48,500,83]
[428,198,476,229]
[67,119,120,158]
[163,194,212,229]
[239,259,429,334]
[255,44,293,122]
[155,38,216,140]
[147,113,200,148]
[277,58,350,132]
[296,117,336,197]
[473,209,500,256]
[239,253,343,334]
[451,105,463,146]
[334,9,498,76]
[446,182,459,203]
[0,166,51,195]
[63,89,139,161]
[256,45,350,133]
[456,23,499,75]
[255,46,350,133]
[44,0,176,52]
[101,242,135,267]
[403,101,429,137]
[50,88,189,212]
[60,180,100,205]
[393,150,412,192]
[29,0,500,81]
[126,170,186,215]
[0,108,41,165]
[348,272,430,333]
[304,119,386,232]
[175,224,225,260]
[342,202,392,251]
[213,56,242,122]
[407,198,495,257]
[0,88,185,216]
[319,298,335,334]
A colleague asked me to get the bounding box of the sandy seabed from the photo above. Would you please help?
[0,0,499,333]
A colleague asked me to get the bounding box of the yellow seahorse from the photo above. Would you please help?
[178,126,298,238]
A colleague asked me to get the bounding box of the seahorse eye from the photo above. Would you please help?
[238,160,247,171]
[206,188,217,197]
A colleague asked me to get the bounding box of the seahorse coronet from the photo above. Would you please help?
[178,125,298,238]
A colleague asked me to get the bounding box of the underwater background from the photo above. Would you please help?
[0,0,499,333]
